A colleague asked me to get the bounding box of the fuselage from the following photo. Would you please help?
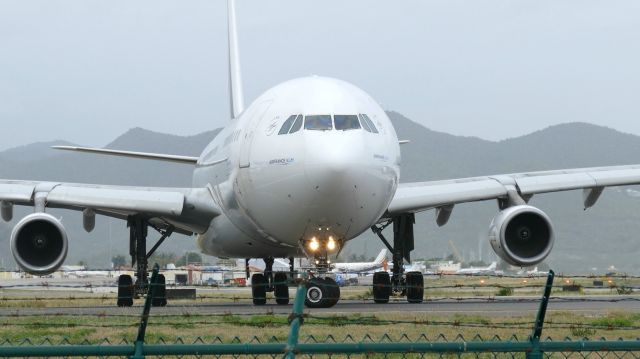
[192,76,401,258]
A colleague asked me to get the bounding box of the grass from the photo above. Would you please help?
[0,310,638,345]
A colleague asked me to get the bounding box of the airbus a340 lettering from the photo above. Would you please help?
[2,0,640,308]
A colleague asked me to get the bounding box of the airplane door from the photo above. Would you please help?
[239,100,273,168]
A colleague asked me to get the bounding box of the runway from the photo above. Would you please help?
[1,296,638,317]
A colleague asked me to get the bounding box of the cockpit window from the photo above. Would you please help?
[334,115,361,131]
[278,115,297,135]
[289,114,303,134]
[359,114,379,134]
[359,114,373,132]
[304,115,333,131]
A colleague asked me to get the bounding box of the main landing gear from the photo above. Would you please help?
[250,257,293,306]
[249,257,340,308]
[371,213,424,304]
[117,215,173,307]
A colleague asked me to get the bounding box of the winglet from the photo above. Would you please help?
[228,0,245,119]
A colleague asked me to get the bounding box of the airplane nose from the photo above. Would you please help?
[304,134,362,194]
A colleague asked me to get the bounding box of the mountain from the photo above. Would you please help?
[1,115,639,273]
[0,140,77,163]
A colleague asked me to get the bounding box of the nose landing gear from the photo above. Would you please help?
[249,256,340,308]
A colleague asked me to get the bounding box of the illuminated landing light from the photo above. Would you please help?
[308,237,320,252]
[327,236,336,251]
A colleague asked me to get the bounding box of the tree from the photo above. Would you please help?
[111,255,127,269]
[176,252,202,266]
[149,252,178,268]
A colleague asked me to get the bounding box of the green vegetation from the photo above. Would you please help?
[590,312,637,329]
[0,311,639,345]
[496,287,514,296]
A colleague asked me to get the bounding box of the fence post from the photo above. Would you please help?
[284,277,307,359]
[130,263,160,359]
[527,269,554,359]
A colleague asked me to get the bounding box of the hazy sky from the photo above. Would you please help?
[1,0,640,151]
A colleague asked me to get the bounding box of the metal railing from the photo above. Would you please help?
[0,266,639,358]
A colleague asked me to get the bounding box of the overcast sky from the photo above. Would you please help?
[1,0,640,151]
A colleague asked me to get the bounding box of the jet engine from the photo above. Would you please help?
[10,213,68,275]
[488,205,554,267]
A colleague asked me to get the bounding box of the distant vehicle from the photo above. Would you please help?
[331,249,388,274]
[456,262,498,275]
[60,265,110,278]
[334,272,359,286]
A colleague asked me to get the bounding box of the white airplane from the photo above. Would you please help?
[516,266,548,277]
[3,0,640,308]
[455,262,498,275]
[61,265,110,278]
[331,249,388,273]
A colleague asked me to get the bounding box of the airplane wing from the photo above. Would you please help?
[387,164,640,220]
[0,180,220,234]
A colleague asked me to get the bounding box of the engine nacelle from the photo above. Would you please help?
[488,205,554,267]
[10,213,68,275]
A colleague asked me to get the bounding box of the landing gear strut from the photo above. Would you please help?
[117,215,173,307]
[371,213,424,304]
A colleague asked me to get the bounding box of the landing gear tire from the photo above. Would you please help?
[305,278,326,308]
[405,271,424,303]
[305,277,338,308]
[274,272,289,305]
[151,274,167,307]
[117,274,134,307]
[372,271,391,304]
[322,277,340,307]
[251,273,267,305]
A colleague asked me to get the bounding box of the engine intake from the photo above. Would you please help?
[488,205,554,267]
[10,213,68,275]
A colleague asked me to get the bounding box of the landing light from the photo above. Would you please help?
[309,237,320,252]
[327,236,336,251]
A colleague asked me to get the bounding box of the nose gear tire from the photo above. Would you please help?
[322,277,340,307]
[305,277,339,308]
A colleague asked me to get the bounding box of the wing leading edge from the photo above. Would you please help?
[52,146,199,165]
[0,180,220,235]
[388,164,640,218]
